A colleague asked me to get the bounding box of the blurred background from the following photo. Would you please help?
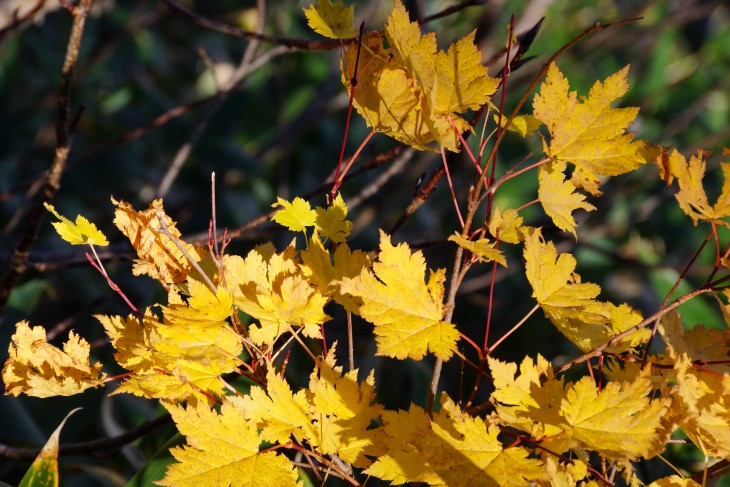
[1,0,729,485]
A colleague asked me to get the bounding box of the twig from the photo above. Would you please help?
[0,0,93,324]
[0,413,172,460]
[160,0,345,50]
[0,0,47,44]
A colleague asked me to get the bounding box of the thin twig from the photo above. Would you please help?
[0,413,172,460]
[0,0,93,324]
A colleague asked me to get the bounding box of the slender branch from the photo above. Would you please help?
[0,413,172,460]
[0,0,93,324]
[555,286,715,375]
[160,0,345,50]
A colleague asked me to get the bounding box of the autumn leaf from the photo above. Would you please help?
[314,193,352,243]
[523,229,649,352]
[338,230,458,360]
[366,394,545,486]
[303,0,357,39]
[159,398,301,487]
[490,355,671,462]
[538,160,596,237]
[3,321,106,398]
[533,62,649,184]
[303,346,385,467]
[660,311,730,458]
[647,477,702,487]
[671,149,730,227]
[494,113,542,137]
[44,202,108,246]
[223,245,330,346]
[271,197,317,233]
[341,0,498,152]
[112,197,202,284]
[448,232,507,266]
[300,232,370,312]
[488,207,527,244]
[95,283,241,404]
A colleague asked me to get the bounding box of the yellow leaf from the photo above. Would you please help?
[488,207,527,244]
[533,63,648,181]
[523,230,649,352]
[271,197,316,232]
[660,311,730,458]
[647,477,702,487]
[44,202,108,246]
[303,0,357,39]
[366,394,545,486]
[224,246,330,347]
[538,160,596,237]
[314,193,352,242]
[671,149,730,227]
[341,0,498,152]
[338,230,459,360]
[159,398,301,487]
[96,286,241,404]
[2,321,105,398]
[493,113,542,137]
[238,368,312,446]
[112,197,202,284]
[491,355,671,462]
[448,232,507,266]
[300,233,370,312]
[304,346,385,467]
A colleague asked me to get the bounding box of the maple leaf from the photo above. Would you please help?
[314,193,352,243]
[239,346,384,468]
[2,321,106,398]
[303,0,357,39]
[448,232,507,266]
[300,232,370,313]
[533,62,649,186]
[159,398,301,487]
[660,311,730,458]
[538,160,596,237]
[44,202,109,246]
[670,149,730,227]
[341,0,498,152]
[271,197,316,233]
[494,113,542,137]
[338,230,459,360]
[523,229,649,352]
[366,394,545,486]
[647,477,702,487]
[112,197,202,284]
[223,245,330,346]
[303,346,385,467]
[488,207,527,244]
[490,355,671,462]
[96,283,242,403]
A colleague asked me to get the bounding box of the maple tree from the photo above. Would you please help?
[2,1,730,486]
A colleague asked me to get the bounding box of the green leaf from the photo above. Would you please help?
[125,434,184,487]
[19,408,81,487]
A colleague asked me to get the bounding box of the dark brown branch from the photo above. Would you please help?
[160,0,345,50]
[0,413,172,461]
[0,0,93,325]
[0,0,48,44]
